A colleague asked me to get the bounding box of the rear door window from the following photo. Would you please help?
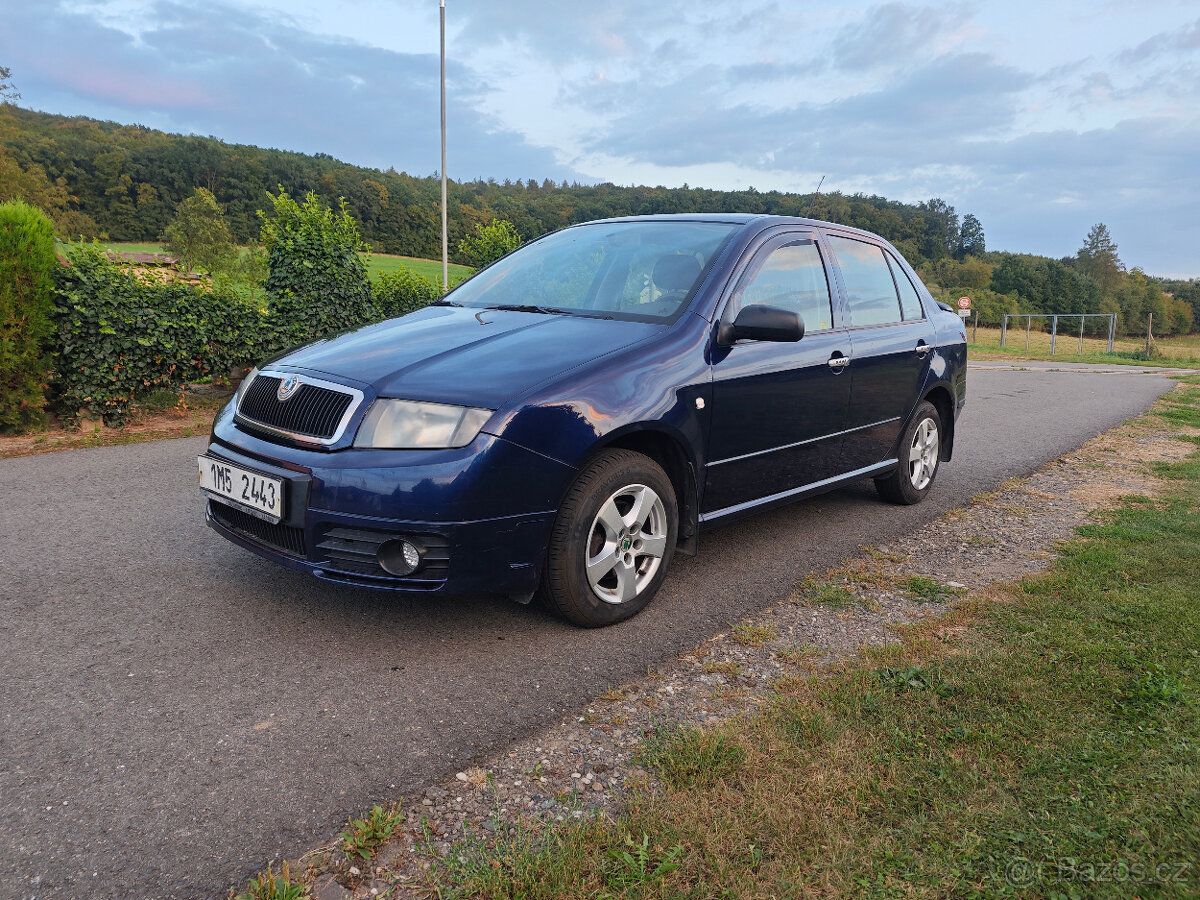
[827,235,902,328]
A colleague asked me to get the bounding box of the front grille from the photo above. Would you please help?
[317,526,449,588]
[238,374,356,441]
[210,501,306,557]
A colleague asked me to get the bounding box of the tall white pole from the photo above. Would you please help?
[440,0,448,291]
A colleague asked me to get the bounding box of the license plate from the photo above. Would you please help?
[198,455,284,522]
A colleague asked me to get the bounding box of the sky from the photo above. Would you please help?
[2,0,1198,277]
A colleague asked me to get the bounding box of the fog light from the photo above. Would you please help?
[378,539,421,576]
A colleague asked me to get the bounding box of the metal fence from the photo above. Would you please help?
[1000,313,1117,355]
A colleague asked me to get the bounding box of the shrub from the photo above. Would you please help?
[162,187,236,276]
[372,265,442,319]
[52,243,266,425]
[0,199,56,432]
[938,286,1018,327]
[259,188,375,350]
[456,218,522,268]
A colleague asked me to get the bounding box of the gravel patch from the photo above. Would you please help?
[276,406,1197,899]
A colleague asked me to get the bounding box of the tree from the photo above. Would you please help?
[958,213,985,257]
[162,187,236,275]
[456,218,522,268]
[0,65,19,105]
[989,254,1100,316]
[218,244,269,303]
[1075,223,1123,296]
[918,198,959,260]
[921,256,993,294]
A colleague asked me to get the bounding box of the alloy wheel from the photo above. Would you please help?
[908,417,939,490]
[585,483,668,604]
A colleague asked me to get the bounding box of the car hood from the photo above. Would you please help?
[277,306,665,408]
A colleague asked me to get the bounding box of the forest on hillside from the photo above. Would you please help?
[2,104,1198,335]
[0,106,980,265]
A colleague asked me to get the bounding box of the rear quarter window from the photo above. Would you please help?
[887,252,925,320]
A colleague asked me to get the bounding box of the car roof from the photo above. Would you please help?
[573,213,888,244]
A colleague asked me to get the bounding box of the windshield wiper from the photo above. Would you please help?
[486,304,561,315]
[432,299,463,307]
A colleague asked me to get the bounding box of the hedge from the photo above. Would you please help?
[259,189,376,350]
[0,200,56,432]
[46,244,445,428]
[53,244,268,426]
[373,265,443,318]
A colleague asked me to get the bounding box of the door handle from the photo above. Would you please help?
[827,355,851,371]
[915,340,929,358]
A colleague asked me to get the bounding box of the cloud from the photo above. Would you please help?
[831,2,976,71]
[0,0,580,181]
[578,52,1030,176]
[1119,16,1200,62]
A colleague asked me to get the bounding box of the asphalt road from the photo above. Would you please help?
[0,366,1178,899]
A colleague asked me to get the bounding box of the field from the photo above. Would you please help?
[97,242,170,256]
[368,251,473,286]
[94,242,473,285]
[968,322,1200,367]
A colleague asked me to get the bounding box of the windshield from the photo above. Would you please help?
[445,221,738,322]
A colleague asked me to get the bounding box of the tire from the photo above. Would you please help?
[875,400,942,505]
[538,449,678,627]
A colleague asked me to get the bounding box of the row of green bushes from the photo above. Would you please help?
[1,194,447,431]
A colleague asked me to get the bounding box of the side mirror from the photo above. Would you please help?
[718,305,805,346]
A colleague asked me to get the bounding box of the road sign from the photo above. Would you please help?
[958,296,971,309]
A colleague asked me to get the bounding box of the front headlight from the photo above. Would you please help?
[353,399,492,449]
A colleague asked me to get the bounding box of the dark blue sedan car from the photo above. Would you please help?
[200,215,966,626]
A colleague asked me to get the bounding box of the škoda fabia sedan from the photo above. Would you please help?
[200,215,966,626]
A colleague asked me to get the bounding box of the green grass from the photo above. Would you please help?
[1153,378,1200,429]
[367,251,473,286]
[901,574,964,603]
[93,241,473,286]
[797,574,863,609]
[97,241,169,255]
[424,418,1200,898]
[730,622,775,648]
[968,324,1200,368]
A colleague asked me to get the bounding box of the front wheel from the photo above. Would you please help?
[875,400,942,505]
[539,449,678,627]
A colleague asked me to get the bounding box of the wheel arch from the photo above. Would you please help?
[591,426,701,556]
[922,384,956,462]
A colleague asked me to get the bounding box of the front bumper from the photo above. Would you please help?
[203,404,572,595]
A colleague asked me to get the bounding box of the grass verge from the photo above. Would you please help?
[425,437,1200,896]
[966,325,1200,368]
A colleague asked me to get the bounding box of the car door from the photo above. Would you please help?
[703,232,853,516]
[824,233,936,470]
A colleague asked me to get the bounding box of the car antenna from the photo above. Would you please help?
[804,175,825,217]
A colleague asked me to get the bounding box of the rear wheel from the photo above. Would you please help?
[875,400,942,505]
[539,449,678,627]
